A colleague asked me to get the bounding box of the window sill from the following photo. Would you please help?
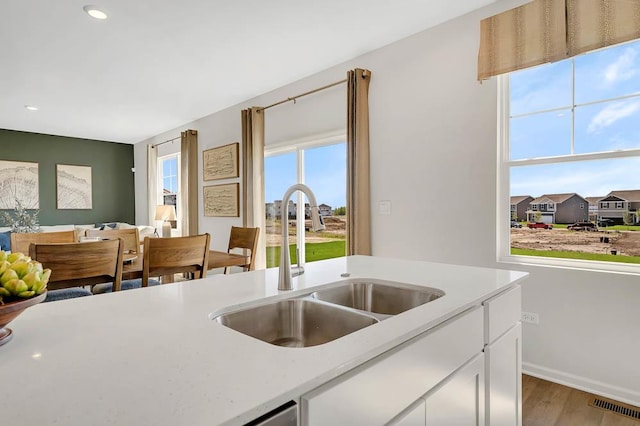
[498,254,640,277]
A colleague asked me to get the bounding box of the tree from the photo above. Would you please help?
[622,211,634,229]
[534,211,542,222]
[334,206,346,216]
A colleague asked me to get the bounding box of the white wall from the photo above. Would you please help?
[134,0,640,406]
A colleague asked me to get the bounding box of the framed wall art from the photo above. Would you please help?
[0,160,39,209]
[56,164,92,209]
[203,142,239,181]
[203,183,239,217]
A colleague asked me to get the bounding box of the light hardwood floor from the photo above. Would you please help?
[523,375,640,426]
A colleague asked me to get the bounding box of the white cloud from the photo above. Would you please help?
[587,101,640,133]
[604,48,638,84]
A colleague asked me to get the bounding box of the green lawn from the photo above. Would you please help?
[266,241,346,268]
[511,248,640,264]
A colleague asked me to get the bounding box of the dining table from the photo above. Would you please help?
[121,250,250,280]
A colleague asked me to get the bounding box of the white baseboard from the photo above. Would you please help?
[523,362,640,407]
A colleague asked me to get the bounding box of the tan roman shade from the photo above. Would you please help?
[566,0,640,57]
[478,0,640,80]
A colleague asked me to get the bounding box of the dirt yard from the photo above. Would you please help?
[511,228,640,257]
[265,216,346,246]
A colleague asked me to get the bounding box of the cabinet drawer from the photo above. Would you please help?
[483,285,521,344]
[301,306,484,426]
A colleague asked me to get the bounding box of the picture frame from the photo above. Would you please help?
[0,160,39,209]
[203,142,239,181]
[56,164,92,209]
[203,183,239,217]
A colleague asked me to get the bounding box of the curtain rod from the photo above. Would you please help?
[152,136,180,148]
[260,78,347,111]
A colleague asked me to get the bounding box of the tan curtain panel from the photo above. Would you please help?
[346,68,372,256]
[566,0,640,57]
[241,107,266,270]
[479,0,640,80]
[147,144,158,226]
[478,0,567,80]
[180,129,199,236]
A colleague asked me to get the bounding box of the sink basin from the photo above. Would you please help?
[213,299,378,348]
[311,280,444,315]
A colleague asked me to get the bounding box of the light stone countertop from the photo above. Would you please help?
[0,256,528,425]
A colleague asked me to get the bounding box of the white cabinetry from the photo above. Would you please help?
[483,285,522,426]
[301,284,521,426]
[301,306,484,425]
[424,354,485,426]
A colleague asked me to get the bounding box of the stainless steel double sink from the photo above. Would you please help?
[211,279,444,348]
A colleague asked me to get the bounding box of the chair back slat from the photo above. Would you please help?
[29,239,124,292]
[10,230,76,255]
[85,228,140,254]
[142,234,210,286]
[225,226,260,273]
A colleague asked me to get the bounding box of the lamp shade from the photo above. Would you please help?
[155,205,176,221]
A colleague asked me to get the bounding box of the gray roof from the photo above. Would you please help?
[530,193,585,204]
[603,190,640,202]
[510,195,533,205]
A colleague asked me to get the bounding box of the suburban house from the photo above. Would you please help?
[510,195,533,222]
[585,196,604,222]
[598,190,640,224]
[318,204,333,216]
[2,0,640,423]
[526,193,588,224]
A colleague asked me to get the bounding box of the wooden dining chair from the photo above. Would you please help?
[29,239,124,302]
[142,233,211,287]
[10,230,76,255]
[224,226,260,274]
[85,228,140,254]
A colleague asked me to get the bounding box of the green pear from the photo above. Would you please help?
[0,287,10,297]
[31,261,43,275]
[10,260,33,279]
[22,272,40,290]
[4,279,28,296]
[7,252,25,263]
[1,269,19,286]
[0,251,7,262]
[32,280,47,295]
[41,269,52,285]
[0,260,10,275]
[17,290,35,298]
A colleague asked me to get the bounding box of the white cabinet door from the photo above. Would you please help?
[485,323,522,426]
[425,354,485,426]
[389,399,426,426]
[302,307,483,426]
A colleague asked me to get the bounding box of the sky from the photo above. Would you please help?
[265,142,346,208]
[509,39,640,198]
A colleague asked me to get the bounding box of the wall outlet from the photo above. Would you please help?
[378,200,391,215]
[521,311,539,324]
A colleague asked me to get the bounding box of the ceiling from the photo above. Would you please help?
[0,0,495,144]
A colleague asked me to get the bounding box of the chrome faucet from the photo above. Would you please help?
[278,184,326,291]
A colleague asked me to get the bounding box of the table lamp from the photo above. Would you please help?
[155,205,176,238]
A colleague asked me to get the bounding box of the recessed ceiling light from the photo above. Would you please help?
[24,105,39,111]
[83,5,108,20]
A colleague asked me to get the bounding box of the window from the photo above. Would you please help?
[158,154,179,230]
[264,137,346,268]
[501,39,640,270]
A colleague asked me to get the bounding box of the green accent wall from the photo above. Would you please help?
[0,129,135,226]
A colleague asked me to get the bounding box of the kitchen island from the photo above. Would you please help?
[0,256,527,425]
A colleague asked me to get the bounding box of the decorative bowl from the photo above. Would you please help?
[0,291,47,347]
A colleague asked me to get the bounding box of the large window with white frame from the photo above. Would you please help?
[264,135,346,268]
[500,39,640,271]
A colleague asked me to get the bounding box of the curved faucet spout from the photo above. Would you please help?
[278,184,326,291]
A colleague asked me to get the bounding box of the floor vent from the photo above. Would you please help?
[588,397,640,420]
